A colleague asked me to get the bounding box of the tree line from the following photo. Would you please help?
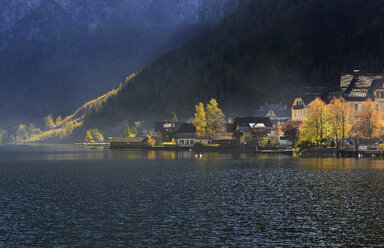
[283,97,384,149]
[192,98,226,138]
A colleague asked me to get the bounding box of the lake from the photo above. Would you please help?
[0,145,383,247]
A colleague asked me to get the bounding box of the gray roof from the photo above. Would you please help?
[177,123,196,133]
[300,87,327,105]
[340,74,384,101]
[232,117,273,132]
[255,104,290,118]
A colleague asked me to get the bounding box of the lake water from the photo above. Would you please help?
[0,145,383,247]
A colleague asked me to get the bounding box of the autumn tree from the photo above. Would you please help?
[169,111,178,122]
[0,128,8,143]
[16,124,29,141]
[56,116,62,126]
[354,98,383,139]
[44,115,55,130]
[85,130,94,143]
[27,123,42,137]
[206,98,226,137]
[125,125,135,138]
[91,129,104,143]
[327,97,352,147]
[192,102,207,138]
[300,98,329,145]
[147,137,156,146]
[282,120,303,143]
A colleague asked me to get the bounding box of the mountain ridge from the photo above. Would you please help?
[0,0,242,128]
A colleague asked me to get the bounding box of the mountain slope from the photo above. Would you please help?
[75,0,384,134]
[0,0,242,128]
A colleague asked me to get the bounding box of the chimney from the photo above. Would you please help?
[353,69,360,78]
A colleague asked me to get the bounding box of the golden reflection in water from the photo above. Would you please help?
[298,158,384,170]
[147,151,156,160]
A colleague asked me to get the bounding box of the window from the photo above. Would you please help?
[355,104,358,111]
[376,105,379,111]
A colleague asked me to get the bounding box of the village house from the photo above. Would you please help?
[291,86,327,121]
[109,137,147,149]
[231,117,273,144]
[176,123,211,147]
[323,70,384,119]
[176,123,197,147]
[211,123,234,145]
[154,121,186,142]
[292,70,384,121]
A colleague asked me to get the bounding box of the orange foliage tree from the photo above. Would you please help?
[354,98,383,139]
[327,97,352,147]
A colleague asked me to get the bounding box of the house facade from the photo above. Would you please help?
[255,103,291,124]
[176,123,198,147]
[291,87,327,121]
[291,70,384,122]
[155,121,186,142]
[232,117,273,144]
[323,70,384,119]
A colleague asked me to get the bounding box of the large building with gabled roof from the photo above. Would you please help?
[291,86,327,121]
[291,70,384,121]
[324,70,384,118]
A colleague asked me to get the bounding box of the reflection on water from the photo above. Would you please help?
[0,145,383,247]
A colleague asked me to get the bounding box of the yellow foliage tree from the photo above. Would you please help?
[192,102,207,138]
[85,130,94,143]
[125,125,136,138]
[327,97,352,147]
[56,116,62,126]
[206,98,225,137]
[354,98,383,139]
[147,137,156,146]
[16,124,29,141]
[91,129,104,143]
[300,98,329,145]
[44,115,55,129]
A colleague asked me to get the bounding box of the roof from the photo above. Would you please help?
[300,87,327,105]
[291,87,327,108]
[177,123,196,133]
[109,137,146,143]
[340,73,384,101]
[232,117,273,131]
[255,103,290,118]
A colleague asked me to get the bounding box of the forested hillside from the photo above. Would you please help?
[0,22,204,126]
[80,0,384,132]
[0,0,242,128]
[8,0,384,142]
